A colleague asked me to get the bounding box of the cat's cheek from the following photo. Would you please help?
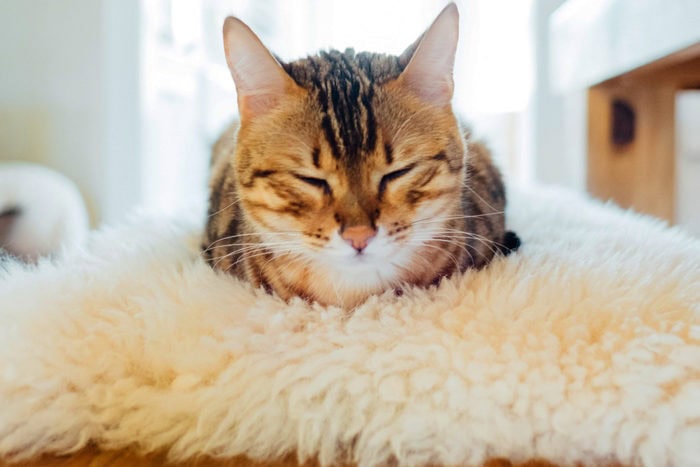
[415,194,457,219]
[240,189,285,212]
[375,201,415,228]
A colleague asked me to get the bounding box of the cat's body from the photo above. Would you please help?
[203,4,519,308]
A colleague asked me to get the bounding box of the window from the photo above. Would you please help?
[141,0,534,216]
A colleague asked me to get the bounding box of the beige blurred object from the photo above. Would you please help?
[0,162,89,260]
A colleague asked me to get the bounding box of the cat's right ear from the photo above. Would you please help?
[223,17,299,120]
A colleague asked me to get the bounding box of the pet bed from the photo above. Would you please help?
[0,186,699,466]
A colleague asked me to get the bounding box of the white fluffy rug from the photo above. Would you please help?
[1,186,699,466]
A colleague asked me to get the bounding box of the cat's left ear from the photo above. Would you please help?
[398,3,459,107]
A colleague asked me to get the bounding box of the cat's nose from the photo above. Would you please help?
[341,225,376,252]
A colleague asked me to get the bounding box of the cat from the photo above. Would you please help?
[202,3,520,309]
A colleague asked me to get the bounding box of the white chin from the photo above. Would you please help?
[353,258,397,283]
[311,229,415,292]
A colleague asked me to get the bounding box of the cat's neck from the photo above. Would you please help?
[245,233,467,309]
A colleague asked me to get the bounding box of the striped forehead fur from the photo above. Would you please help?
[281,48,411,164]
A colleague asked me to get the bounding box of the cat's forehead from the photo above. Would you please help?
[281,50,406,163]
[282,49,406,86]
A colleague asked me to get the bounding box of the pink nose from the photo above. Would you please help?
[341,225,376,252]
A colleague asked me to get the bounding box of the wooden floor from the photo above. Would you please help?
[0,448,570,467]
[1,448,303,467]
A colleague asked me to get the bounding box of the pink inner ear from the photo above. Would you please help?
[238,94,285,121]
[399,3,459,107]
[403,75,454,106]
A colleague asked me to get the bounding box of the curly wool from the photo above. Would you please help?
[1,186,699,466]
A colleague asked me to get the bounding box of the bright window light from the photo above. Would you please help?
[140,0,534,215]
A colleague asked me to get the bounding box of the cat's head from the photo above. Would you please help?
[222,4,467,303]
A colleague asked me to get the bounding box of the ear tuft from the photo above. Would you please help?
[223,17,297,120]
[398,3,459,107]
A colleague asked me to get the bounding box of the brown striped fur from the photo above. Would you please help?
[203,4,519,309]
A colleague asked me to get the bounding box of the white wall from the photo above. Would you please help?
[1,0,564,224]
[527,0,586,191]
[676,91,700,235]
[0,0,141,225]
[101,0,143,225]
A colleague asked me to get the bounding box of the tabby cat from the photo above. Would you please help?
[203,3,520,309]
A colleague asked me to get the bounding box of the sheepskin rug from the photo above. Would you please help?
[1,186,699,466]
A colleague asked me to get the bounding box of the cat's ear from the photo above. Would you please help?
[398,3,459,107]
[223,17,299,120]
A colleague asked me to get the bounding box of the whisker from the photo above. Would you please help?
[410,211,503,226]
[210,246,275,264]
[228,242,314,272]
[413,231,503,256]
[409,242,462,275]
[408,239,479,267]
[262,246,309,266]
[229,250,278,270]
[418,230,502,242]
[210,249,243,269]
[409,227,504,260]
[415,226,508,245]
[203,231,297,251]
[398,251,434,278]
[410,236,473,256]
[207,196,241,219]
[211,243,294,269]
[460,182,501,213]
[205,240,299,253]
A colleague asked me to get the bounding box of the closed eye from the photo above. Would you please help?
[378,164,414,199]
[295,175,332,195]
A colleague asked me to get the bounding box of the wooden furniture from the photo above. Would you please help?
[0,449,568,467]
[1,449,301,467]
[550,0,700,222]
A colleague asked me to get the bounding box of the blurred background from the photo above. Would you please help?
[0,0,698,236]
